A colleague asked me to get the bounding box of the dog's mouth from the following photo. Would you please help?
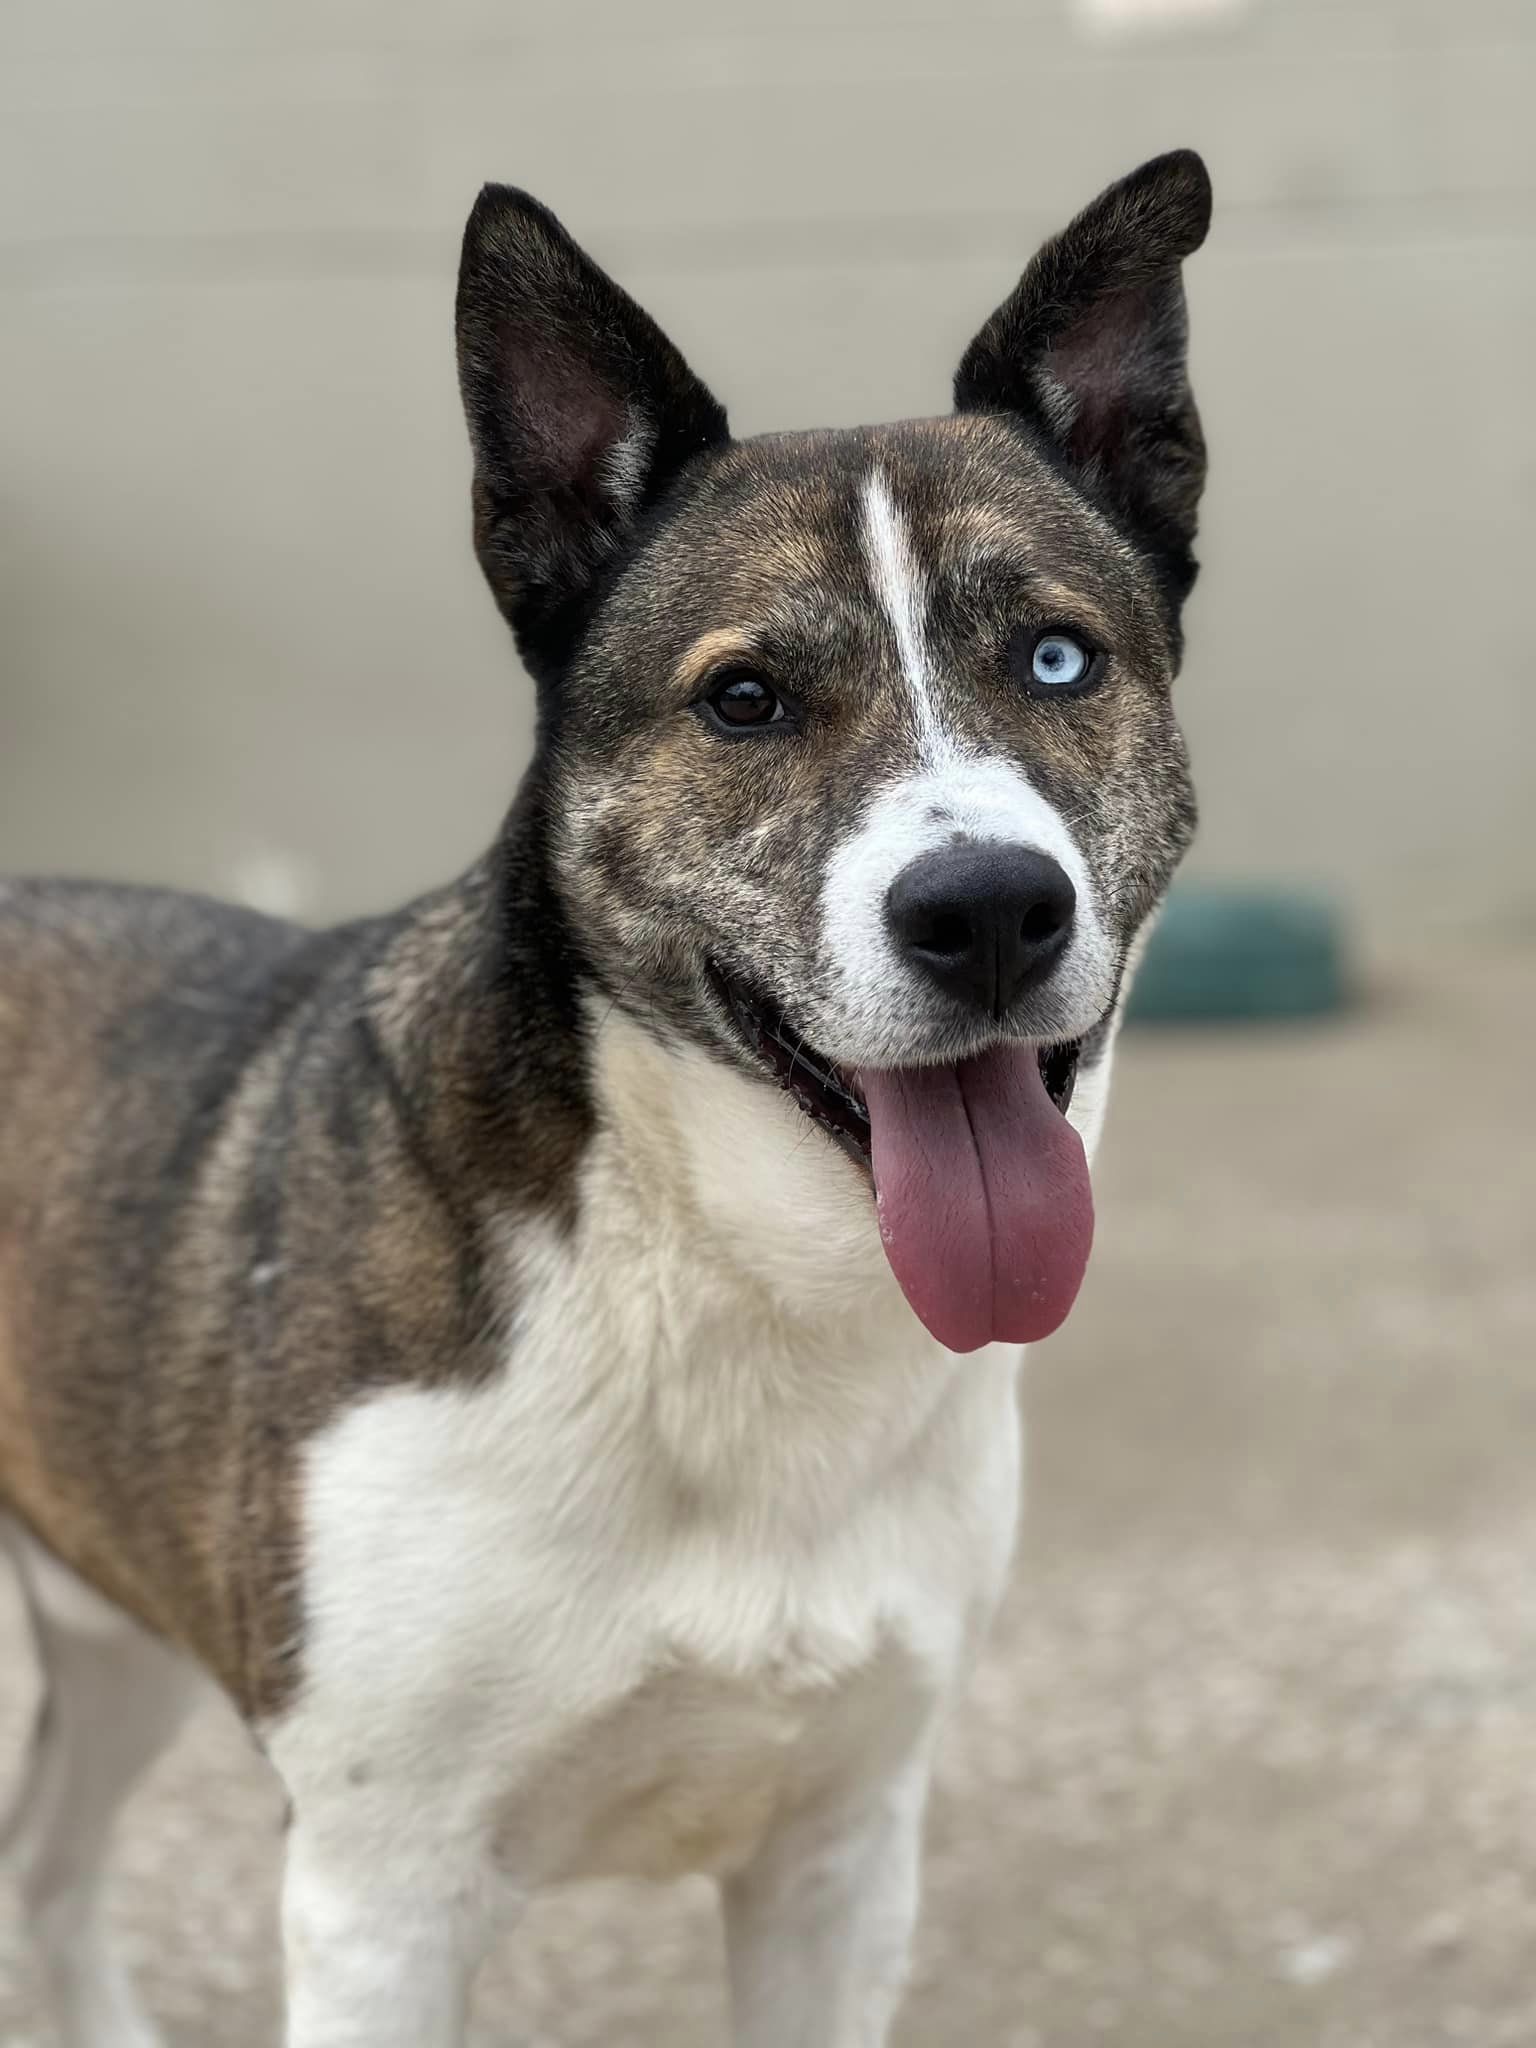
[713,969,875,1167]
[708,965,1094,1354]
[712,968,1082,1168]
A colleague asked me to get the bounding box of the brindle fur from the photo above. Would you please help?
[1,154,1208,1739]
[0,816,586,1717]
[556,416,1197,1071]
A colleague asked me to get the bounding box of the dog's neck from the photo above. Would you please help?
[358,777,596,1227]
[364,770,884,1291]
[356,781,991,1517]
[509,1004,989,1523]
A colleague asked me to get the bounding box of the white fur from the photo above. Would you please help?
[268,1007,1034,2046]
[837,466,1117,1067]
[860,469,945,759]
[820,752,1118,1067]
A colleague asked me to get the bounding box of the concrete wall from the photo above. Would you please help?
[3,0,1532,936]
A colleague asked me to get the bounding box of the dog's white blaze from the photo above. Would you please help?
[860,469,947,760]
[843,469,1116,1074]
[819,752,1118,1069]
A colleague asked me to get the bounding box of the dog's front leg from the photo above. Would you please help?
[279,1813,514,2048]
[723,1749,931,2048]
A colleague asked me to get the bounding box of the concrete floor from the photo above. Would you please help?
[2,944,1534,2047]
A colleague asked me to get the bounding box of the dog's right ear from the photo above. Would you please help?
[456,186,729,676]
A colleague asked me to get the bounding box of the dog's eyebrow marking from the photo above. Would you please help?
[945,536,1121,647]
[860,469,946,759]
[672,626,761,697]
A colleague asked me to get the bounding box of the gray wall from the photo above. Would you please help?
[3,0,1533,937]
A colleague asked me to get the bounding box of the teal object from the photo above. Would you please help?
[1126,886,1350,1023]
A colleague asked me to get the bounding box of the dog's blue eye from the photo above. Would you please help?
[1030,633,1091,689]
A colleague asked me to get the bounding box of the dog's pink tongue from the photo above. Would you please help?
[861,1045,1094,1354]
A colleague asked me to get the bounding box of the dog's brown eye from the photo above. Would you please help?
[702,671,788,733]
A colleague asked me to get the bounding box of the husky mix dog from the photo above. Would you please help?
[0,151,1211,2046]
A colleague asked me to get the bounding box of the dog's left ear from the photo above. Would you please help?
[956,151,1212,613]
[457,186,729,676]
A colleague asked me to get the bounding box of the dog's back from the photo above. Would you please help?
[0,882,326,1674]
[0,883,494,1703]
[0,867,587,1714]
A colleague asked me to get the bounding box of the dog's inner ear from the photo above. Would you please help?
[502,339,629,509]
[457,186,729,674]
[955,150,1212,614]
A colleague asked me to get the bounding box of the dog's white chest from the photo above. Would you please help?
[288,1378,1009,1888]
[277,1102,1024,1894]
[508,1651,890,1884]
[281,1307,1020,1892]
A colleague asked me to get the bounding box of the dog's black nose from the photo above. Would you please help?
[886,843,1077,1017]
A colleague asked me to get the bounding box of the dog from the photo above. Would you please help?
[0,149,1210,2047]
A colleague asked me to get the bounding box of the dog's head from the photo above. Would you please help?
[457,155,1211,1351]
